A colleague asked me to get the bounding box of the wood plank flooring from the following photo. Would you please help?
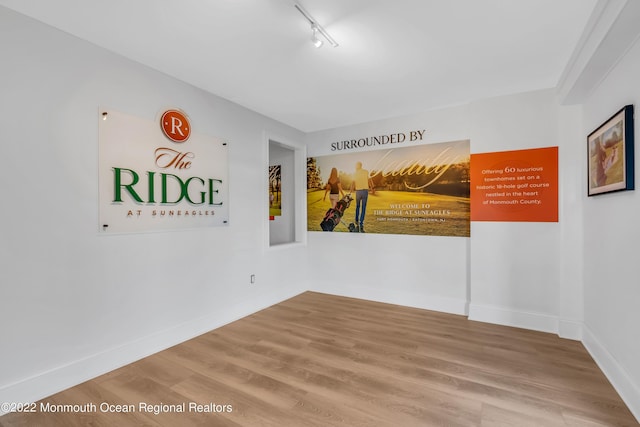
[1,291,637,426]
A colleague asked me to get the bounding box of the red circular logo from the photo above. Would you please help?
[161,110,191,143]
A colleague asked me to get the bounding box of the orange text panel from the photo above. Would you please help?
[471,146,558,222]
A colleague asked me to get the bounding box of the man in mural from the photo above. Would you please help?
[351,161,370,232]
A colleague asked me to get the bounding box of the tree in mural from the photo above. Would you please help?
[307,157,323,189]
[269,165,281,203]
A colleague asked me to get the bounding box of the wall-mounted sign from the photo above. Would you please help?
[99,107,229,233]
[160,109,191,143]
[329,129,426,152]
[470,146,558,222]
[307,140,470,237]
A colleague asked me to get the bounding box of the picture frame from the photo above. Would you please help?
[587,104,634,196]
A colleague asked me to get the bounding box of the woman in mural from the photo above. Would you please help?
[323,167,345,209]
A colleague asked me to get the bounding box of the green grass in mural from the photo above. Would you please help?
[307,190,470,236]
[269,200,282,217]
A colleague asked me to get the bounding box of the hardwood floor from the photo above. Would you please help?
[1,291,637,426]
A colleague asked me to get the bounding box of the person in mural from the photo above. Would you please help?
[351,161,370,232]
[323,167,345,209]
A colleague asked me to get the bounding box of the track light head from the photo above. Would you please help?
[311,25,323,48]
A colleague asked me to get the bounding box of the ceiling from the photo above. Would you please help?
[0,0,598,132]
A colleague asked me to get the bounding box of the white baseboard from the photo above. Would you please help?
[308,281,469,316]
[558,318,583,341]
[582,325,640,423]
[0,289,303,416]
[468,303,559,334]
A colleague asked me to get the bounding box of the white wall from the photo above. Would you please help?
[557,104,585,339]
[304,91,582,334]
[581,35,640,418]
[0,6,307,407]
[305,105,472,314]
[468,90,583,336]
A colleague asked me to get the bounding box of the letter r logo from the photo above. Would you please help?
[161,110,191,142]
[170,117,185,136]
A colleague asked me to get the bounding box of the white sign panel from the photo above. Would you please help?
[99,108,229,233]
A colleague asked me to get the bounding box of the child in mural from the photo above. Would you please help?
[351,161,370,233]
[323,167,345,209]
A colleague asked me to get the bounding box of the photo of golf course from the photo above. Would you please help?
[308,140,470,237]
[269,164,281,217]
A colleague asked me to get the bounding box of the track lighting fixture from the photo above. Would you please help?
[294,1,339,48]
[310,25,323,48]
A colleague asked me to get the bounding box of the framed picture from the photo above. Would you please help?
[587,105,634,196]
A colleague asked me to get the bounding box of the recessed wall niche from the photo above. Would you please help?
[267,138,306,247]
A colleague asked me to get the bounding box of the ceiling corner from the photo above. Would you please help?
[557,0,640,105]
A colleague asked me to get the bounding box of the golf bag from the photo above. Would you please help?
[320,193,353,231]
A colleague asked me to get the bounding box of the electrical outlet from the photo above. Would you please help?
[250,274,255,284]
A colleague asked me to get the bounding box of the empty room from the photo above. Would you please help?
[0,1,639,426]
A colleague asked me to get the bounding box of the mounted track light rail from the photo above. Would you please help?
[293,1,339,48]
